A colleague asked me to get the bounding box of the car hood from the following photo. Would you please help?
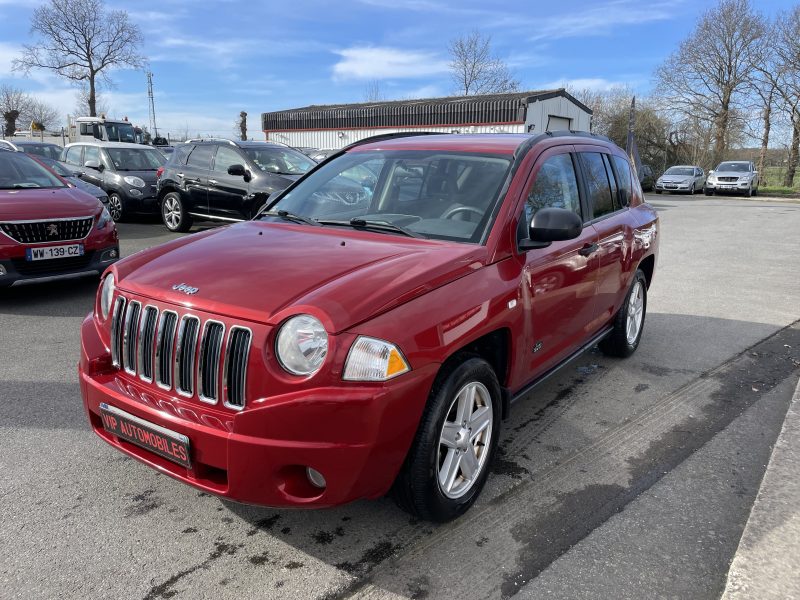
[659,176,692,182]
[0,187,101,221]
[115,221,486,332]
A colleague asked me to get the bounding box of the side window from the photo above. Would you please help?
[580,152,614,219]
[611,155,632,207]
[172,144,193,166]
[213,146,243,173]
[602,154,620,210]
[187,145,213,169]
[83,145,100,166]
[65,146,83,166]
[524,153,581,227]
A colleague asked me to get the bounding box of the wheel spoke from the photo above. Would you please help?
[440,422,460,448]
[439,448,461,492]
[460,447,479,480]
[456,384,475,425]
[469,406,491,438]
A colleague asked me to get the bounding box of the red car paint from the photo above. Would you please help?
[0,157,119,287]
[79,133,658,508]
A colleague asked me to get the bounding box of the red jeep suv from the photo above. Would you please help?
[79,132,658,521]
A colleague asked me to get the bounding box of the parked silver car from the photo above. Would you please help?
[655,165,705,194]
[704,161,759,197]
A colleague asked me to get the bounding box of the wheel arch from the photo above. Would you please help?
[638,254,655,289]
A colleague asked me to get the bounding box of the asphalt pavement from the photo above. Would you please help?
[1,195,799,600]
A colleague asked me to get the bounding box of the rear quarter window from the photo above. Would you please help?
[579,152,615,219]
[611,155,633,207]
[186,145,213,169]
[171,144,193,166]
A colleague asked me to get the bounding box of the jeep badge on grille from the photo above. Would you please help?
[172,283,199,295]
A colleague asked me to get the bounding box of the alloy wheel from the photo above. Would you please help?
[436,381,494,499]
[108,195,123,221]
[626,280,644,345]
[163,196,182,230]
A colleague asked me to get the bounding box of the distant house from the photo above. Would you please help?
[261,88,593,149]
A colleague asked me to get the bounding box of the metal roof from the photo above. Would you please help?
[262,89,592,132]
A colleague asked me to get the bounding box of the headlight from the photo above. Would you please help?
[123,176,145,188]
[99,273,115,320]
[275,315,328,376]
[96,207,112,229]
[739,176,750,181]
[343,336,410,381]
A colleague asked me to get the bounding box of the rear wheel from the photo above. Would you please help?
[689,183,696,195]
[392,357,501,522]
[599,269,647,358]
[161,192,193,233]
[108,193,125,222]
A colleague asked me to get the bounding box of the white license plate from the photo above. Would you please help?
[25,244,84,261]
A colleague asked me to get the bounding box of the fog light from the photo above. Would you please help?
[306,467,326,489]
[109,249,118,258]
[0,265,6,276]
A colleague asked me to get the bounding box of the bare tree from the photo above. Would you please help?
[655,0,767,167]
[73,85,109,117]
[0,85,32,137]
[238,111,248,141]
[363,80,386,102]
[13,0,146,117]
[772,6,800,187]
[448,31,519,96]
[24,98,61,131]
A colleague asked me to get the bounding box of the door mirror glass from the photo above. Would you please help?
[227,163,246,177]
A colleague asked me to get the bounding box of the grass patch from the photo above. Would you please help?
[759,186,800,197]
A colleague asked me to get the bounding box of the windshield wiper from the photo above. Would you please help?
[317,218,426,239]
[261,210,320,226]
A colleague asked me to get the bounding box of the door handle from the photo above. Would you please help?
[208,179,218,185]
[176,172,185,179]
[579,243,599,257]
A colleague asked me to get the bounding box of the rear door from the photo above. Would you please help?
[207,145,250,219]
[576,149,632,329]
[518,145,601,376]
[182,144,213,215]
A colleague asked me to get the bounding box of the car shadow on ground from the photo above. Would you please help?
[0,276,98,316]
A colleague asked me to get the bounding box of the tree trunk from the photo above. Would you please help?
[712,104,729,168]
[783,110,800,188]
[3,110,19,136]
[88,76,97,117]
[757,90,773,178]
[239,111,247,141]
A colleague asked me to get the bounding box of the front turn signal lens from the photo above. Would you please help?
[343,336,410,381]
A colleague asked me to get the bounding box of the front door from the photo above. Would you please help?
[519,147,600,378]
[182,144,213,215]
[208,145,250,220]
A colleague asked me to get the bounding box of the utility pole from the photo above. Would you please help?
[146,71,158,137]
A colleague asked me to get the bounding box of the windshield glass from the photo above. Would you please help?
[37,157,74,177]
[21,144,62,160]
[104,123,136,143]
[105,147,166,171]
[267,150,512,243]
[716,162,750,172]
[664,167,694,176]
[0,151,66,190]
[244,146,315,175]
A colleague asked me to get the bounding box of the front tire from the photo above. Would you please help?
[392,357,501,522]
[108,193,125,222]
[704,188,714,196]
[161,192,193,233]
[599,269,647,358]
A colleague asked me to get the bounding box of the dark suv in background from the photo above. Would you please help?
[156,139,315,232]
[62,142,167,222]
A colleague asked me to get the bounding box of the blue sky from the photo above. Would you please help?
[0,0,795,139]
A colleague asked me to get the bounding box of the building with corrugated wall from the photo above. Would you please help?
[261,88,592,149]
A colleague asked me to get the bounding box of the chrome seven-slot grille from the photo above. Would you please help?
[110,296,251,410]
[0,217,94,243]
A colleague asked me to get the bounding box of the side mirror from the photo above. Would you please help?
[708,170,714,175]
[520,208,583,250]
[84,160,102,171]
[228,164,246,177]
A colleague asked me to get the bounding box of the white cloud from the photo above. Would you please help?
[0,42,20,77]
[536,77,639,92]
[332,46,449,80]
[401,84,444,99]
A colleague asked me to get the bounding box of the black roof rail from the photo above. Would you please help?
[343,131,443,151]
[539,129,614,144]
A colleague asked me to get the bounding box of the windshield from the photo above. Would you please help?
[244,146,315,175]
[664,167,694,176]
[105,147,166,171]
[0,151,66,190]
[21,144,62,160]
[267,150,512,243]
[104,123,136,143]
[715,162,750,172]
[37,157,74,177]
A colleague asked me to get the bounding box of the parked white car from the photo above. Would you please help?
[704,161,759,197]
[655,165,705,194]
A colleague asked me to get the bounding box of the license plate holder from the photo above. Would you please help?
[25,243,84,261]
[100,403,191,468]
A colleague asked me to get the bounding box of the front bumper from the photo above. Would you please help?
[655,181,692,192]
[0,243,119,287]
[705,180,751,193]
[79,314,438,508]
